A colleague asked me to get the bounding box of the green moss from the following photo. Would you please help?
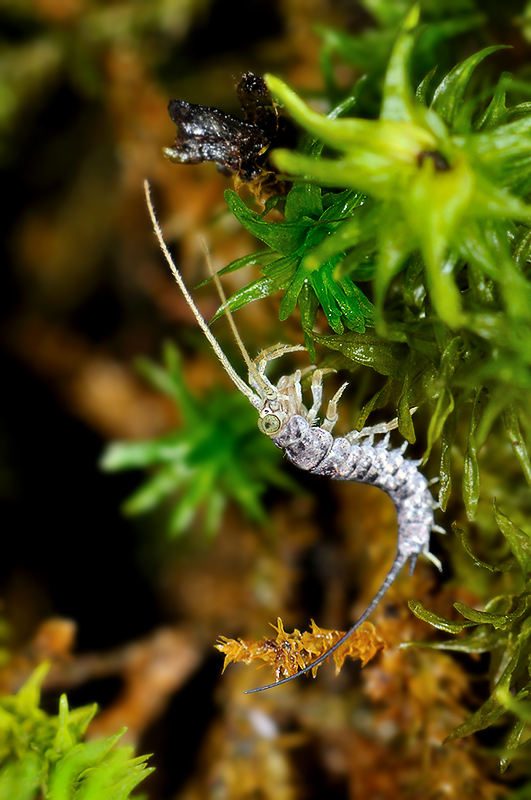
[0,664,153,799]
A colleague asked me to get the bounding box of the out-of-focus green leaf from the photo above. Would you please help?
[431,45,509,130]
[462,389,482,520]
[500,717,527,773]
[494,501,531,577]
[0,667,152,799]
[444,631,531,742]
[504,405,531,489]
[408,601,476,633]
[453,595,527,629]
[453,523,514,573]
[102,343,297,536]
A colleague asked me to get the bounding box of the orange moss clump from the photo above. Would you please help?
[216,617,386,683]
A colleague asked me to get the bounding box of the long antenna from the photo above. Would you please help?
[144,180,256,402]
[199,237,270,394]
[244,551,409,693]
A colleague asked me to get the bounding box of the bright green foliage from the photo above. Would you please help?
[317,0,484,104]
[0,663,152,799]
[217,186,374,356]
[211,90,376,357]
[409,510,531,772]
[266,10,531,329]
[101,343,297,536]
[215,6,531,518]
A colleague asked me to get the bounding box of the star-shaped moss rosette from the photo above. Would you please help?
[0,664,152,800]
[263,5,531,329]
[101,342,297,537]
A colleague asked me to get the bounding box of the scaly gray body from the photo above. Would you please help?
[145,179,443,694]
[273,414,435,565]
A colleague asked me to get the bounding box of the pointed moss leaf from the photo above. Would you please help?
[438,409,457,511]
[467,114,531,184]
[407,624,504,654]
[327,84,365,122]
[313,268,370,333]
[302,202,379,273]
[101,438,189,472]
[58,748,153,800]
[168,466,218,536]
[224,190,307,255]
[75,755,153,800]
[61,704,98,744]
[453,595,527,629]
[312,330,407,377]
[443,695,507,743]
[496,688,531,725]
[284,181,323,221]
[357,378,393,428]
[431,45,509,130]
[504,405,531,489]
[210,274,290,320]
[397,369,416,444]
[266,73,436,159]
[338,279,374,330]
[500,718,526,774]
[444,641,525,742]
[122,464,191,516]
[416,66,438,104]
[203,491,226,538]
[459,219,531,320]
[321,188,364,217]
[135,350,195,421]
[53,695,75,755]
[452,523,513,573]
[462,390,484,520]
[424,388,454,464]
[474,72,510,132]
[406,155,473,327]
[310,272,344,333]
[212,249,279,279]
[380,4,420,123]
[16,661,50,715]
[494,501,531,576]
[53,699,98,758]
[48,729,126,797]
[374,208,416,310]
[272,150,409,201]
[299,283,319,360]
[279,266,308,320]
[408,600,476,633]
[462,444,479,521]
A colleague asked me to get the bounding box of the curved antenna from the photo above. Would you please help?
[199,238,274,398]
[144,180,257,403]
[244,551,409,694]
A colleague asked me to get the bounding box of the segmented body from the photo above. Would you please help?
[144,179,443,694]
[273,414,435,567]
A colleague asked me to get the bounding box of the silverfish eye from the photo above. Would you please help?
[258,414,281,436]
